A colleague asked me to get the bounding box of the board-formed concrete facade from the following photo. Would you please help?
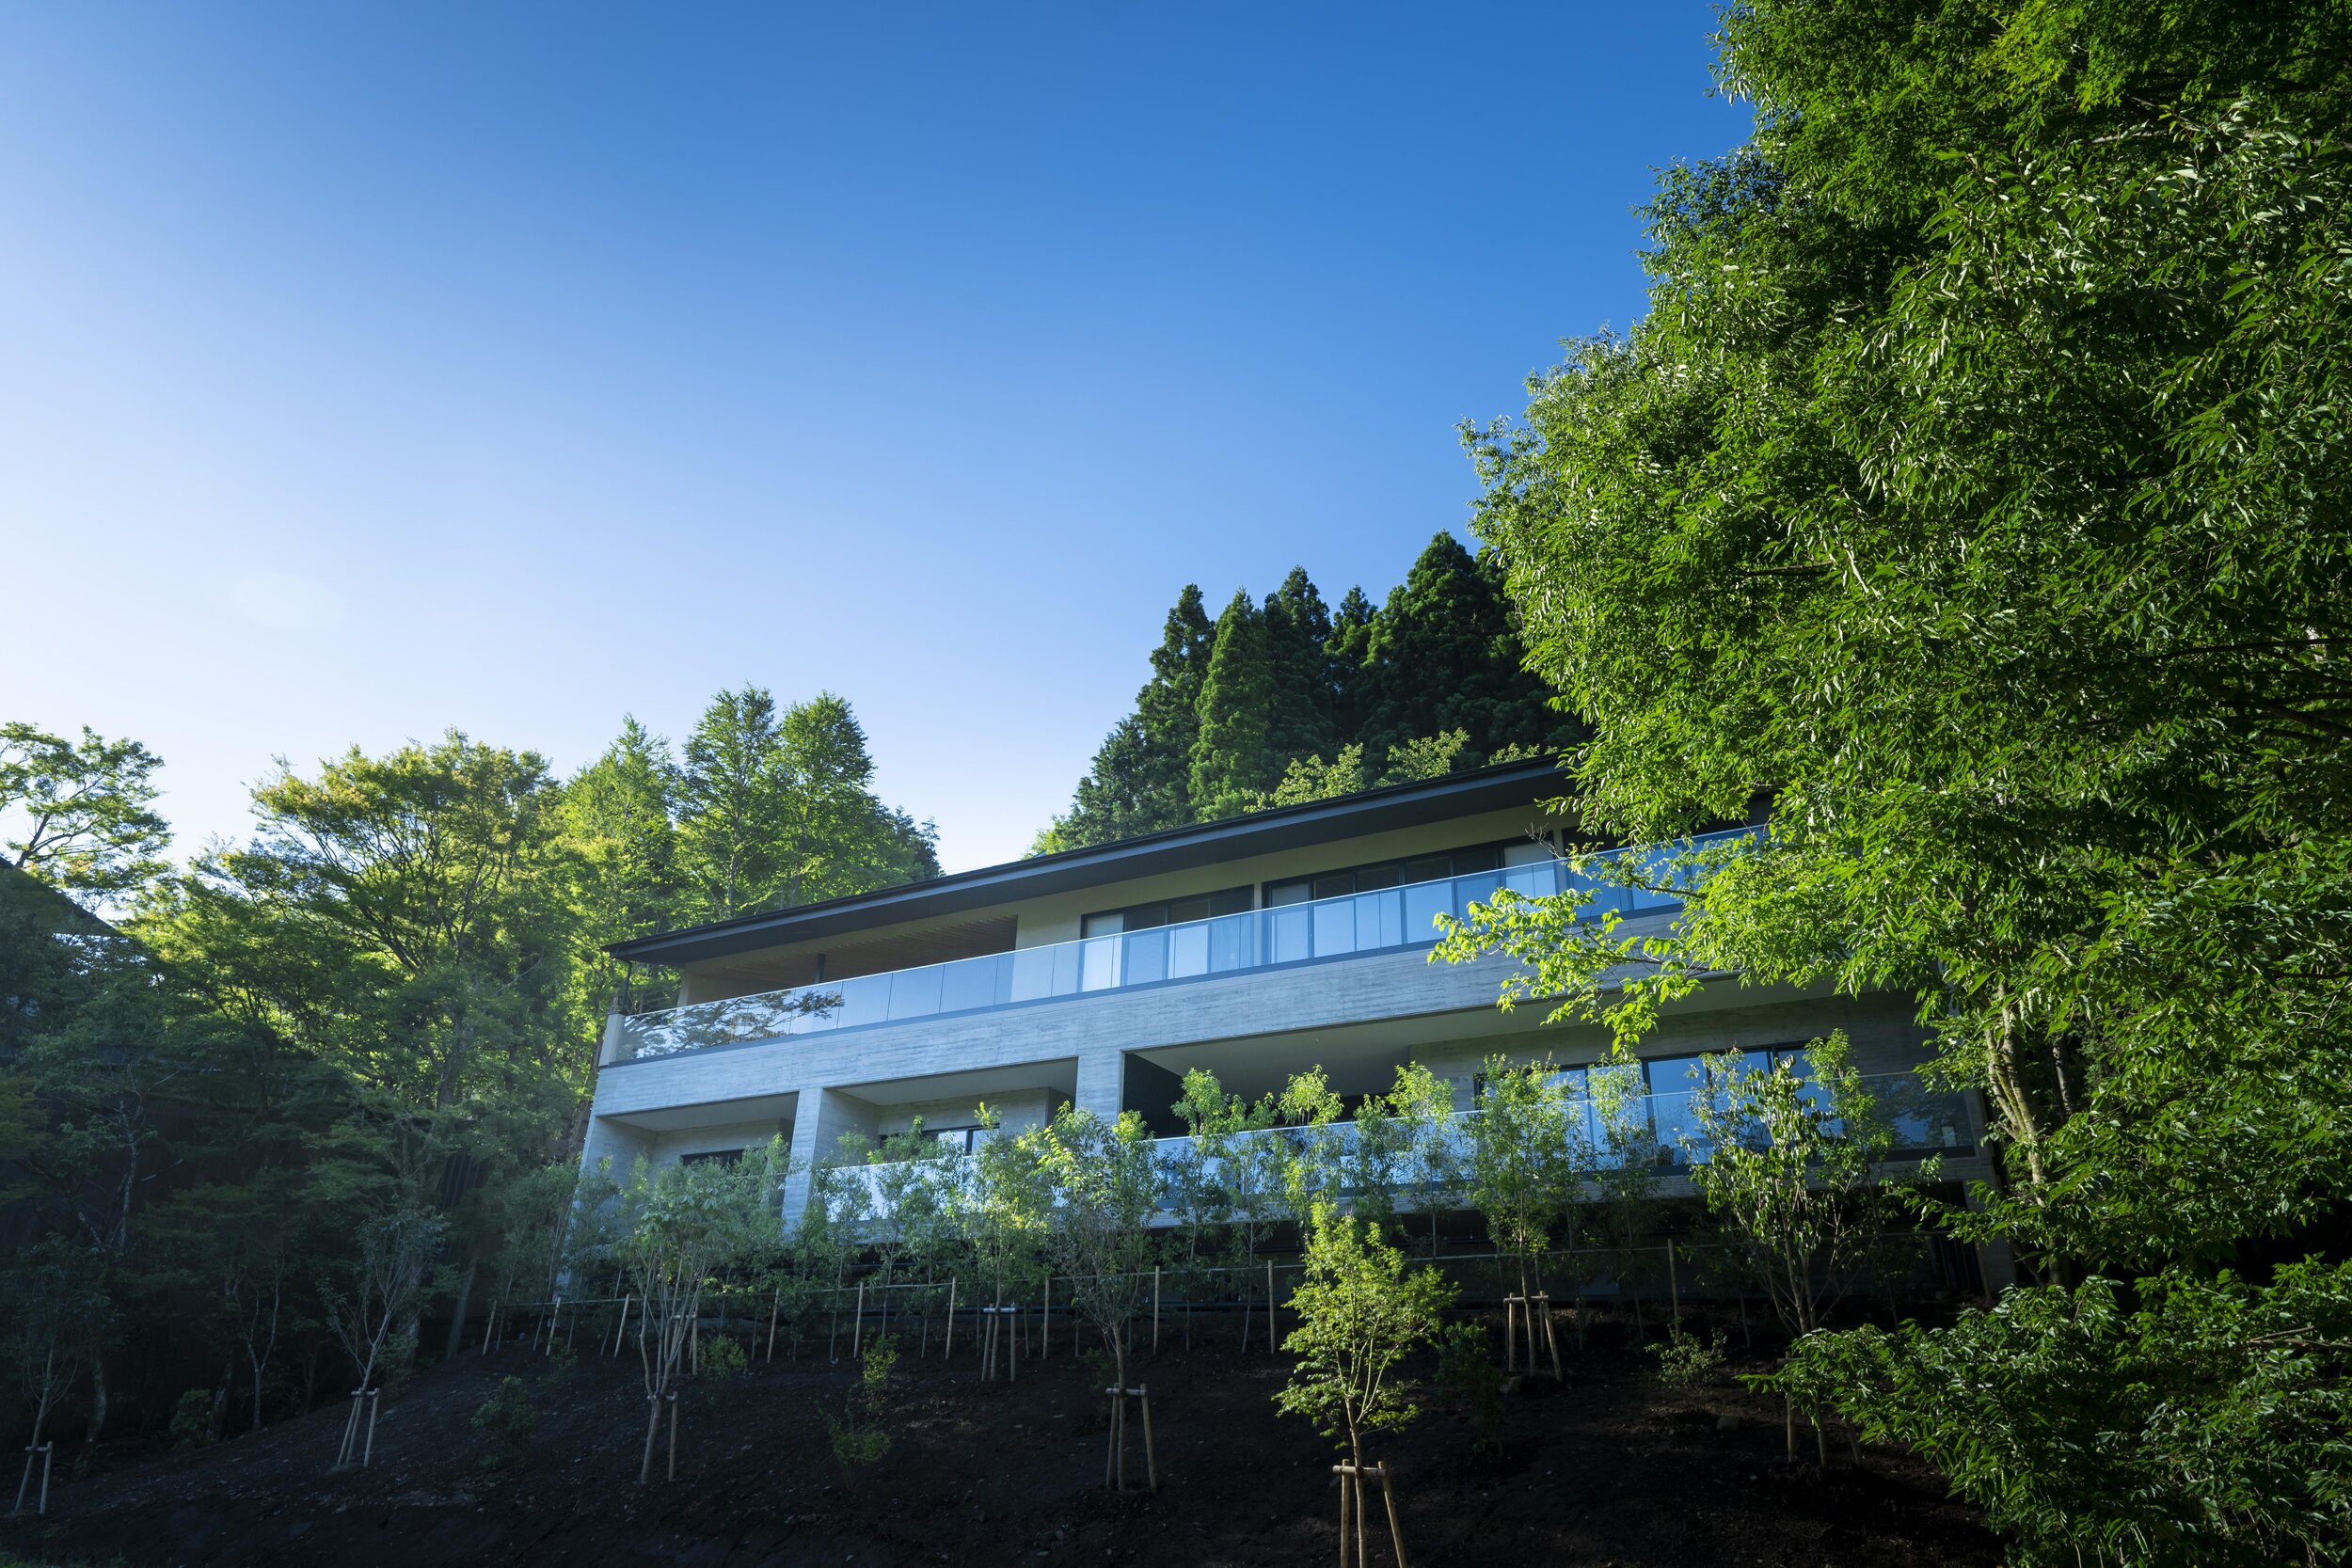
[579,760,1984,1225]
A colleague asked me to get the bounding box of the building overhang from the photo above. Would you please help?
[607,757,1573,969]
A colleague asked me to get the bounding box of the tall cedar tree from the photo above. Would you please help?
[1358,533,1562,768]
[1038,545,1564,850]
[1038,586,1215,851]
[1263,567,1339,766]
[1188,591,1286,821]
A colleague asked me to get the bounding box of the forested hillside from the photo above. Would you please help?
[0,693,932,1454]
[1032,531,1571,852]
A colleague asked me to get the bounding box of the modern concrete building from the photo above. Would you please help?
[580,759,1982,1231]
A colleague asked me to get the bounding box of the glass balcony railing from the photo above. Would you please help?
[816,1071,1973,1218]
[617,830,1754,1063]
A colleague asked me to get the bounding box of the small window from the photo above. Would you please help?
[1264,879,1311,907]
[1082,885,1254,937]
[1311,872,1354,900]
[1403,855,1453,884]
[678,1148,747,1167]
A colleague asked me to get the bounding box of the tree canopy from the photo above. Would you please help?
[1036,537,1570,851]
[1445,1,2352,1559]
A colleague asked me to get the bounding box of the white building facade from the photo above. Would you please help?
[580,760,1984,1230]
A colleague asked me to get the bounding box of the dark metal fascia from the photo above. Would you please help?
[607,757,1568,968]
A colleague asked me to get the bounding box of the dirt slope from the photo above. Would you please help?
[4,1315,1998,1568]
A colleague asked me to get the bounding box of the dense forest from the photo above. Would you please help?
[0,692,934,1454]
[1031,531,1571,852]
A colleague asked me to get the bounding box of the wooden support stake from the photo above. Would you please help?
[945,1276,957,1361]
[361,1389,381,1467]
[666,1391,678,1482]
[1152,1267,1161,1354]
[852,1283,866,1357]
[482,1305,496,1355]
[1376,1463,1410,1568]
[767,1289,782,1362]
[1336,1462,1354,1568]
[1667,1240,1680,1319]
[34,1442,51,1517]
[1042,1276,1051,1357]
[1139,1386,1157,1493]
[1104,1388,1119,1488]
[1534,1293,1561,1380]
[1267,1259,1278,1354]
[613,1293,631,1357]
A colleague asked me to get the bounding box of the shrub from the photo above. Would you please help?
[169,1388,217,1451]
[824,1334,896,1484]
[1651,1323,1727,1388]
[471,1376,536,1472]
[699,1333,747,1386]
[1434,1323,1506,1455]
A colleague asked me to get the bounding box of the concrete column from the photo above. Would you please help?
[597,1011,628,1069]
[781,1088,880,1227]
[1073,1042,1123,1121]
[579,1114,655,1185]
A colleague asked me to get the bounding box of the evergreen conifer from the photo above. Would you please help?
[1188,591,1284,820]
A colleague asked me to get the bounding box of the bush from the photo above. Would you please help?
[824,1335,896,1484]
[699,1333,746,1386]
[1651,1323,1727,1388]
[169,1388,217,1451]
[1434,1323,1505,1455]
[471,1375,536,1472]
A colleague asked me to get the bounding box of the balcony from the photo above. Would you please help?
[613,832,1753,1064]
[819,1071,1976,1219]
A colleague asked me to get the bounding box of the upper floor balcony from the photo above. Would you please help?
[612,831,1751,1065]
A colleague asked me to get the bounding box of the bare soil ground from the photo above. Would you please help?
[4,1310,1999,1568]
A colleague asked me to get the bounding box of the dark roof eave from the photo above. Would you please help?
[606,757,1572,970]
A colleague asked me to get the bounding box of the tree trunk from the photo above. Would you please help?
[442,1255,479,1362]
[84,1351,109,1452]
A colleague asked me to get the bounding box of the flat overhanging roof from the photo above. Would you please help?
[608,756,1571,968]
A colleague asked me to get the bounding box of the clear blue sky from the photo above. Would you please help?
[0,4,1747,873]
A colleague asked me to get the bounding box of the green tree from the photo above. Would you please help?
[1263,566,1340,767]
[1383,1062,1461,1258]
[1025,1106,1161,1403]
[956,1105,1053,1365]
[1449,1,2352,1556]
[1463,1056,1584,1302]
[1173,1069,1284,1350]
[1036,586,1216,851]
[1357,535,1561,768]
[1682,1036,1913,1462]
[0,722,169,908]
[562,717,680,991]
[1323,585,1377,742]
[616,1141,786,1483]
[677,689,935,919]
[1188,591,1285,821]
[1275,1202,1454,1564]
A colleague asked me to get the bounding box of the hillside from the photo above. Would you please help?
[5,1308,1995,1568]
